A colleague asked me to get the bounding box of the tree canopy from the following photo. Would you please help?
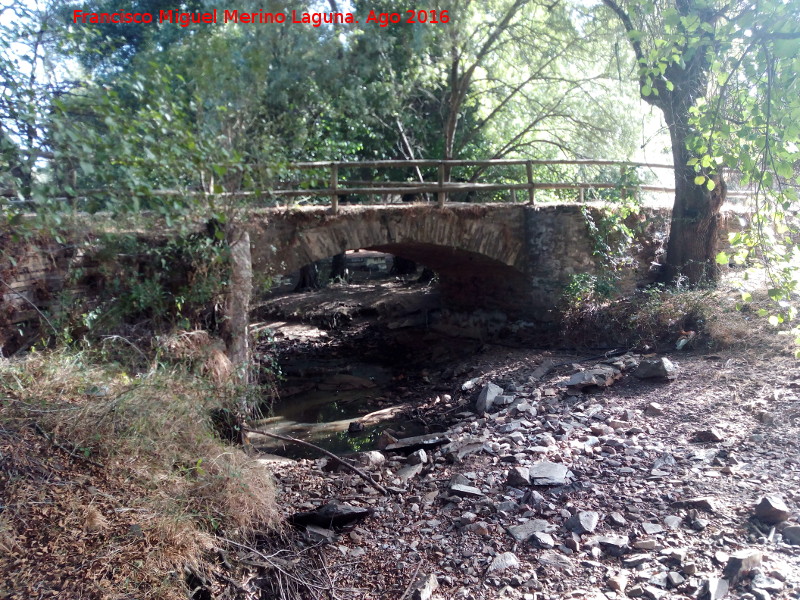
[3,0,800,314]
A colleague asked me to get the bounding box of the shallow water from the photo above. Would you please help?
[253,358,424,458]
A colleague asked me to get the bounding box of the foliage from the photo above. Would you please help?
[81,230,229,332]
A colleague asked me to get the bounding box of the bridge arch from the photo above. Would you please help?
[247,204,536,314]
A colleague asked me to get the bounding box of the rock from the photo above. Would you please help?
[692,428,725,443]
[537,550,574,573]
[488,552,520,573]
[782,525,800,545]
[494,394,517,408]
[653,453,677,470]
[348,421,365,434]
[664,515,683,530]
[633,539,658,550]
[377,430,398,450]
[410,573,439,600]
[627,585,645,597]
[609,512,627,527]
[305,524,336,543]
[722,549,762,586]
[643,584,668,599]
[608,574,629,592]
[476,382,503,414]
[754,496,791,525]
[645,402,664,416]
[622,554,651,568]
[596,535,629,556]
[290,502,372,529]
[642,522,664,535]
[567,365,621,390]
[506,466,531,487]
[395,463,424,483]
[668,572,685,588]
[356,450,386,468]
[751,588,771,600]
[751,572,784,593]
[466,521,490,536]
[566,511,600,534]
[703,577,729,600]
[407,449,428,465]
[508,519,555,542]
[461,377,481,391]
[448,483,484,498]
[672,496,717,512]
[531,531,555,548]
[385,433,452,454]
[528,461,573,486]
[634,357,678,380]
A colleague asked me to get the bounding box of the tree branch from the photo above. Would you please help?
[241,426,390,496]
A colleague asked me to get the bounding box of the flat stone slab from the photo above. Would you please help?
[290,502,371,529]
[529,461,573,486]
[508,518,555,542]
[567,365,621,390]
[385,433,452,454]
[448,483,484,498]
[487,552,520,573]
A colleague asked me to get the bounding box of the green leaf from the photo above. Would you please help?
[642,85,652,96]
[715,251,729,264]
[768,288,784,301]
[768,315,781,326]
[706,179,716,191]
[740,292,752,303]
[694,175,706,185]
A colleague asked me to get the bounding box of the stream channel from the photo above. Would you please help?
[248,281,491,458]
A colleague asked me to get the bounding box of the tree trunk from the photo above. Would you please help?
[662,100,726,285]
[223,227,252,386]
[330,253,347,281]
[294,263,320,291]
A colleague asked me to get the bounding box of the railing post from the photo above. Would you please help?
[579,186,585,203]
[330,164,339,214]
[526,161,535,206]
[437,163,446,208]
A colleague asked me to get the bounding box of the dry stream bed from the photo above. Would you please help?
[243,282,800,600]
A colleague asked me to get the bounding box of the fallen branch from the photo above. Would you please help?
[241,425,389,496]
[398,560,424,600]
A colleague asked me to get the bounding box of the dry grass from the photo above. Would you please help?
[561,283,792,354]
[0,346,279,599]
[156,329,234,384]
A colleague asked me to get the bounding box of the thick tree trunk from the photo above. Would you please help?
[662,101,726,285]
[294,263,320,291]
[330,253,347,281]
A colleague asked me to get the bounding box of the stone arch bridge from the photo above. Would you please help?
[246,203,671,321]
